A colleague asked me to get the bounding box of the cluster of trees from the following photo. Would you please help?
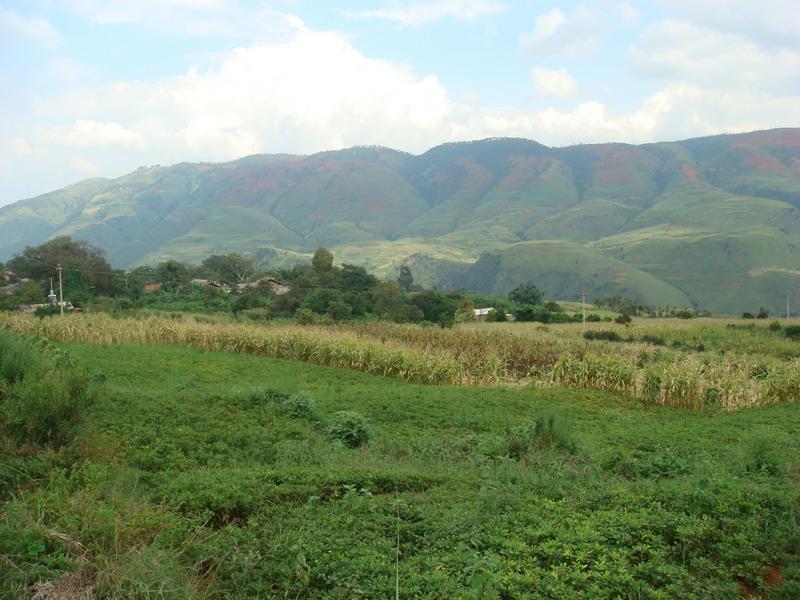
[1,237,624,327]
[468,283,603,324]
[0,238,464,327]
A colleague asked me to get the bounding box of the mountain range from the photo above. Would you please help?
[1,128,799,314]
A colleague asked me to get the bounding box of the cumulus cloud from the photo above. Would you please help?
[519,3,643,57]
[352,0,507,26]
[531,67,577,97]
[631,20,800,94]
[61,120,146,148]
[0,8,60,47]
[29,17,453,164]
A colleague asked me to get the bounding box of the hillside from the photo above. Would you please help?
[1,128,799,313]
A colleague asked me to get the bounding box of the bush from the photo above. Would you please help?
[0,332,91,446]
[784,325,800,340]
[34,304,61,319]
[614,313,632,325]
[4,373,91,445]
[742,312,755,319]
[0,330,38,384]
[768,320,782,332]
[583,330,622,342]
[328,411,371,448]
[504,413,576,459]
[296,308,320,325]
[281,391,321,423]
[327,300,352,321]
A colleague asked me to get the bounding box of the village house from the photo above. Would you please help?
[236,277,291,296]
[473,307,494,320]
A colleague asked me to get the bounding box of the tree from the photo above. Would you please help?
[370,283,422,323]
[411,290,457,328]
[397,265,414,292]
[311,248,334,274]
[508,282,543,306]
[338,264,377,292]
[201,254,256,283]
[7,236,121,302]
[155,260,191,290]
[327,300,353,321]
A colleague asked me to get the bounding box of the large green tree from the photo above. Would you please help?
[7,236,121,303]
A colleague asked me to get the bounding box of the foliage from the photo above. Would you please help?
[328,411,371,448]
[410,290,457,328]
[508,282,543,306]
[0,331,91,446]
[583,329,622,342]
[2,340,799,598]
[397,264,414,292]
[6,237,120,304]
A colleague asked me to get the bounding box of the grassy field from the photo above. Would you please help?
[2,313,798,410]
[2,336,799,598]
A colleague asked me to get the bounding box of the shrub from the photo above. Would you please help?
[0,332,91,445]
[328,411,371,448]
[768,321,782,332]
[34,304,61,319]
[614,313,632,324]
[583,330,622,342]
[4,373,91,445]
[0,330,38,384]
[742,312,755,319]
[327,300,352,321]
[281,391,321,423]
[743,438,781,476]
[504,412,576,459]
[296,308,319,325]
[245,388,290,407]
[784,325,800,340]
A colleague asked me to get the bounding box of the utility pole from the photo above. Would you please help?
[789,290,792,320]
[580,290,587,327]
[57,264,64,315]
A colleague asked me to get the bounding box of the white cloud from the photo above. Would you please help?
[531,67,577,97]
[0,8,60,47]
[631,21,800,94]
[59,120,146,148]
[519,5,602,57]
[519,3,642,58]
[352,0,507,26]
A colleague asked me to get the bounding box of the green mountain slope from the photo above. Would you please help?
[1,128,799,314]
[456,240,692,308]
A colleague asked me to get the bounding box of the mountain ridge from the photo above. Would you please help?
[2,127,799,313]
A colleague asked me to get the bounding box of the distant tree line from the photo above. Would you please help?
[1,236,708,325]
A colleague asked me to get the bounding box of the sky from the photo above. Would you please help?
[0,0,798,205]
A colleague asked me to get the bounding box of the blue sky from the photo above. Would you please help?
[1,0,798,204]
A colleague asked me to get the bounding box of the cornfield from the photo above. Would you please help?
[1,313,797,410]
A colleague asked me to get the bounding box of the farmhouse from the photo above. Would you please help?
[237,277,291,296]
[191,279,229,292]
[473,307,494,320]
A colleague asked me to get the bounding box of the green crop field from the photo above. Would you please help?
[1,315,799,598]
